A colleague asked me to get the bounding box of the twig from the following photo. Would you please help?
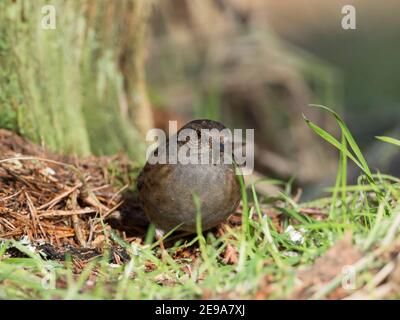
[37,209,97,217]
[107,184,129,205]
[3,166,36,189]
[0,230,23,238]
[102,201,123,220]
[86,218,95,247]
[299,208,327,216]
[38,183,82,210]
[0,190,22,201]
[25,192,47,240]
[68,191,87,247]
[0,217,16,230]
[82,192,109,213]
[90,185,110,192]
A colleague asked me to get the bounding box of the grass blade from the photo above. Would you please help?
[376,136,400,147]
[309,104,372,177]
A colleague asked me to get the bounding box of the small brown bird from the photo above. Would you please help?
[137,119,241,236]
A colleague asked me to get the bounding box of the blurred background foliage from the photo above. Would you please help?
[146,0,342,191]
[1,0,399,196]
[261,0,400,180]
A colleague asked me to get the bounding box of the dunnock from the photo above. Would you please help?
[137,119,241,235]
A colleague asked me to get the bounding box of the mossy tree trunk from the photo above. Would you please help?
[0,0,153,161]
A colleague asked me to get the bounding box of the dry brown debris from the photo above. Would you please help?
[292,233,362,299]
[0,129,143,261]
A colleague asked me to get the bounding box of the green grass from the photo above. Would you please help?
[1,106,400,299]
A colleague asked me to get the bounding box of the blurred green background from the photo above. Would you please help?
[265,0,400,148]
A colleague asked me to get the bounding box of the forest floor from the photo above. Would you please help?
[1,127,400,299]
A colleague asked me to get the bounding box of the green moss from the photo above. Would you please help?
[0,0,145,160]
